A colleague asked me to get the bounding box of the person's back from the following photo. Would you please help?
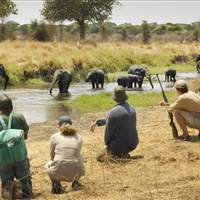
[105,101,138,156]
[50,132,83,161]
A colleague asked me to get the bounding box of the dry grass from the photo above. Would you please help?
[27,106,200,200]
[1,40,200,71]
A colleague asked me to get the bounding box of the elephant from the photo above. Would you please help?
[0,64,9,91]
[117,74,142,88]
[165,69,176,82]
[49,69,72,94]
[128,65,154,88]
[85,70,105,89]
[196,54,200,73]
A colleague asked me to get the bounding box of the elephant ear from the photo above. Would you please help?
[142,67,151,77]
[93,71,98,77]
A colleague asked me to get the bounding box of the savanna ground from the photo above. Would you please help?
[27,105,200,200]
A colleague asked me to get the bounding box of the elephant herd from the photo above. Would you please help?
[48,66,181,94]
[49,66,177,94]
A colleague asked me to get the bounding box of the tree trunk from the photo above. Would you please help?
[59,21,63,42]
[79,21,85,40]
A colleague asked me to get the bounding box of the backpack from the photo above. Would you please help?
[0,113,27,165]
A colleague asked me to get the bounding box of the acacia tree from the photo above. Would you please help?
[0,0,17,40]
[41,0,120,40]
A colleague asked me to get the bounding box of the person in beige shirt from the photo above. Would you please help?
[45,115,85,194]
[160,80,200,140]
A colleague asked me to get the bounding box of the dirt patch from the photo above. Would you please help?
[26,106,200,200]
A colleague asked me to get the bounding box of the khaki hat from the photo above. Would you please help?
[174,80,188,89]
[112,86,128,102]
[58,115,72,126]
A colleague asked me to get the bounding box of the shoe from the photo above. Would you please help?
[51,187,65,194]
[115,153,131,159]
[2,181,14,199]
[13,181,23,199]
[177,134,190,141]
[51,180,64,194]
[72,181,84,190]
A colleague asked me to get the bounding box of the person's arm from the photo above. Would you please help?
[90,118,106,132]
[50,149,55,160]
[104,116,115,145]
[50,137,55,160]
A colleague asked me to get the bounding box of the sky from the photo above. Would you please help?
[8,1,200,25]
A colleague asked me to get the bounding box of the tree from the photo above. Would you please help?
[0,0,17,41]
[141,20,151,44]
[0,0,17,19]
[41,0,120,40]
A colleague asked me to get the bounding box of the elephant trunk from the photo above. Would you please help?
[148,76,154,88]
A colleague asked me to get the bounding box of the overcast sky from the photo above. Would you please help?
[8,1,200,25]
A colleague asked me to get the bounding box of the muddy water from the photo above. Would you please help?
[3,72,200,124]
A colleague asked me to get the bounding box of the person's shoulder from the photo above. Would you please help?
[50,132,60,139]
[12,112,25,119]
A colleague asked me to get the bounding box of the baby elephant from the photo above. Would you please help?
[165,69,176,82]
[117,74,142,88]
[85,70,105,89]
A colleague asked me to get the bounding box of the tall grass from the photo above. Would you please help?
[0,40,199,85]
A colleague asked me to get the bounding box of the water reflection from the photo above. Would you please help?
[2,72,199,124]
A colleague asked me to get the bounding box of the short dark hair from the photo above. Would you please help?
[176,87,188,94]
[0,94,13,113]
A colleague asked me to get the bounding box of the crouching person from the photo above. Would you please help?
[45,115,85,194]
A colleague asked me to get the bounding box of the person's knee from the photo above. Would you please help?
[173,109,181,117]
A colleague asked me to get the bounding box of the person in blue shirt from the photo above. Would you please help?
[90,86,139,162]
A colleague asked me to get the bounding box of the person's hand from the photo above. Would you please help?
[159,101,169,106]
[90,120,97,132]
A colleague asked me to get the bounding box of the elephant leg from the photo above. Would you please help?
[129,83,133,88]
[92,82,95,89]
[58,83,69,93]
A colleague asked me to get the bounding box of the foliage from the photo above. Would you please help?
[41,0,120,39]
[0,0,17,19]
[26,78,46,85]
[141,20,151,44]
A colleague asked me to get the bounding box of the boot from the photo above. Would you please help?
[71,180,84,190]
[51,179,64,194]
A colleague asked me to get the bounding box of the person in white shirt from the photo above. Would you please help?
[45,115,85,194]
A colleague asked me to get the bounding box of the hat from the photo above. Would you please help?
[112,86,128,102]
[174,80,188,89]
[58,115,72,126]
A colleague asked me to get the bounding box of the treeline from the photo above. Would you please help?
[1,20,200,43]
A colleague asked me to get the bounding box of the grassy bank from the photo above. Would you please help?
[65,90,176,113]
[65,78,200,113]
[0,40,199,85]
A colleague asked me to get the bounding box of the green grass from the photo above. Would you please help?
[65,90,177,113]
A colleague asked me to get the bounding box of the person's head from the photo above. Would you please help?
[174,80,188,94]
[0,94,13,114]
[58,115,76,135]
[112,85,128,103]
